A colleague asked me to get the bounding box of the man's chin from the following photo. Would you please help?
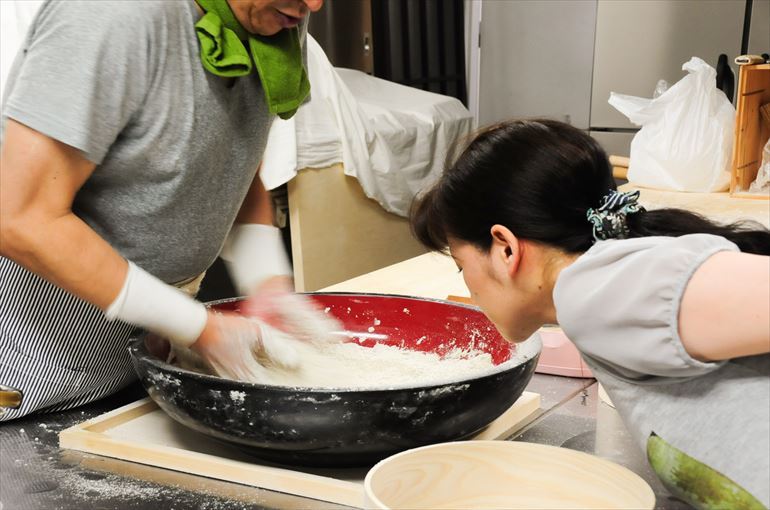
[252,25,283,36]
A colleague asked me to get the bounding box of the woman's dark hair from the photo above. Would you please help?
[411,119,770,255]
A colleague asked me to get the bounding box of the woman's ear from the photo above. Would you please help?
[490,225,521,279]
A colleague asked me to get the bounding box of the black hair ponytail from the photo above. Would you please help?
[627,209,770,254]
[411,119,770,256]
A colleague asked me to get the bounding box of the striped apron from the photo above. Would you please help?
[0,256,204,421]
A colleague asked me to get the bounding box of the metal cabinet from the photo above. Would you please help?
[477,0,597,129]
[474,0,770,157]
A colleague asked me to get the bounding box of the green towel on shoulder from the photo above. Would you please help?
[195,0,310,120]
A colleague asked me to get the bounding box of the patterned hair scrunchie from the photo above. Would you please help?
[586,189,645,241]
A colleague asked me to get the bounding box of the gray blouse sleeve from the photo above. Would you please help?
[2,1,152,164]
[553,234,740,381]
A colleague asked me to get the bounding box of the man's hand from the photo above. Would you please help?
[241,276,343,344]
[191,309,300,382]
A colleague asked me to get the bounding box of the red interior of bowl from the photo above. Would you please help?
[212,294,515,366]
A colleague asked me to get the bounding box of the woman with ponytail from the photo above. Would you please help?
[412,119,770,509]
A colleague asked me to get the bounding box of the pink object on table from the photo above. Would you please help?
[535,327,593,378]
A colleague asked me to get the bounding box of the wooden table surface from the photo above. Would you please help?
[321,251,468,299]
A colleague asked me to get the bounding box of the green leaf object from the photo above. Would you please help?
[647,432,766,510]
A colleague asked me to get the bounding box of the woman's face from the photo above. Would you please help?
[448,238,546,343]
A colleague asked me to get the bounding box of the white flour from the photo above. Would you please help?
[252,340,498,389]
[177,339,505,390]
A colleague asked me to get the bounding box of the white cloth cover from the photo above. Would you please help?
[260,35,473,217]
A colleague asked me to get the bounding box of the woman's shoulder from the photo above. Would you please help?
[553,233,740,380]
[572,233,740,269]
[555,234,740,306]
[555,233,740,319]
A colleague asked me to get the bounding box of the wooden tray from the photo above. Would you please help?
[60,392,540,508]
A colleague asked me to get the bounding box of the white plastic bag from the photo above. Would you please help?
[748,138,770,195]
[609,57,735,192]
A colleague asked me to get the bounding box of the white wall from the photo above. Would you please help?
[464,0,482,127]
[1,1,44,101]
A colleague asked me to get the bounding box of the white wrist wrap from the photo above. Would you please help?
[221,224,292,295]
[105,262,208,347]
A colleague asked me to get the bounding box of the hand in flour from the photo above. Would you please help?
[191,310,300,382]
[242,276,343,344]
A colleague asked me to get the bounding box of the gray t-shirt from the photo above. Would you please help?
[1,0,275,283]
[554,234,769,507]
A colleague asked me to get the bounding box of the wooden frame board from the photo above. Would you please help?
[731,63,770,198]
[60,392,540,508]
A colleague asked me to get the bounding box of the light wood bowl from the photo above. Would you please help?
[364,441,655,509]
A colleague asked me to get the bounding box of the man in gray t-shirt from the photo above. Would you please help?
[0,0,323,420]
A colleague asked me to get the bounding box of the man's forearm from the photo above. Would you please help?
[0,119,207,346]
[1,208,127,310]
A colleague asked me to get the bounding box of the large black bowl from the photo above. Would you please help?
[128,293,541,467]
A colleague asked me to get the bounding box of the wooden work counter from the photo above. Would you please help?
[321,251,467,298]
